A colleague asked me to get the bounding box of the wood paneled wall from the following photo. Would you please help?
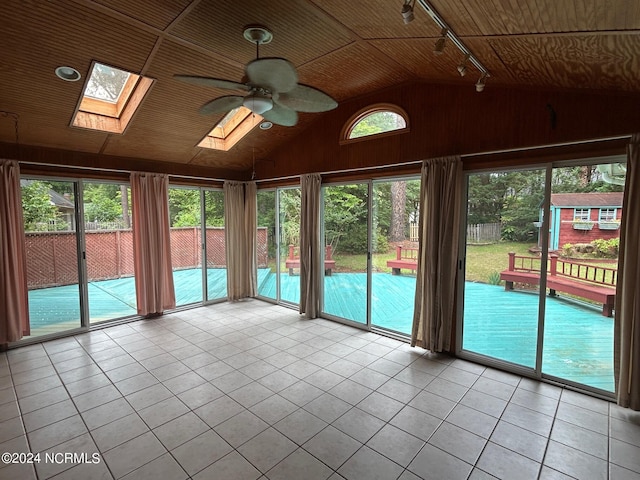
[255,82,640,180]
[0,143,238,185]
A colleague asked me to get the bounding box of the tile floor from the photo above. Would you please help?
[1,299,640,480]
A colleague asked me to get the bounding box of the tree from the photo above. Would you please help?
[168,188,201,227]
[349,111,405,138]
[324,184,368,254]
[83,183,122,222]
[21,180,58,231]
[389,181,406,242]
[279,188,301,247]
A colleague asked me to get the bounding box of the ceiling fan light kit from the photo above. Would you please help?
[174,25,337,127]
[243,91,273,115]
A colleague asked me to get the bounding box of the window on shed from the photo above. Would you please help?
[574,208,591,221]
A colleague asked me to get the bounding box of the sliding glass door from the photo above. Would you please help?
[279,188,301,305]
[322,183,369,325]
[459,159,626,393]
[22,178,83,337]
[461,168,545,369]
[371,179,420,335]
[168,186,203,306]
[257,190,277,300]
[204,189,227,301]
[83,181,137,324]
[254,187,300,305]
[541,163,624,392]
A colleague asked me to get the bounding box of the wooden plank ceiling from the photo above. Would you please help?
[1,0,639,175]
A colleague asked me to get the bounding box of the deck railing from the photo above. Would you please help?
[507,253,617,287]
[394,245,418,261]
[288,244,334,261]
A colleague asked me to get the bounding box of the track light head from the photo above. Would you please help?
[475,73,488,92]
[434,28,447,55]
[401,0,415,24]
[457,53,470,77]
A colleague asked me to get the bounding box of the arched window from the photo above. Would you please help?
[342,104,409,143]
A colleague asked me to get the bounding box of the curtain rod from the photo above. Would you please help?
[17,160,228,183]
[254,134,631,183]
[17,133,631,184]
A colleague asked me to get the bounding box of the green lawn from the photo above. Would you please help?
[266,241,617,287]
[333,242,533,281]
[465,242,532,283]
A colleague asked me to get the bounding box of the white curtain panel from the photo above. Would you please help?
[615,134,640,410]
[0,159,30,343]
[411,156,463,352]
[299,174,322,318]
[130,172,176,315]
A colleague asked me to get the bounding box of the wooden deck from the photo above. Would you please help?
[463,282,613,392]
[25,269,613,392]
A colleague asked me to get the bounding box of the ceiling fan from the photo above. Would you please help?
[174,25,338,127]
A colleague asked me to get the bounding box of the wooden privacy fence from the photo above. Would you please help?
[410,222,500,243]
[467,223,501,243]
[409,223,419,242]
[25,227,268,289]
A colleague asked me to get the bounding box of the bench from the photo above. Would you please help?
[387,246,418,275]
[500,252,616,317]
[285,245,336,276]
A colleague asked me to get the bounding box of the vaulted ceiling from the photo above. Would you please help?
[1,0,639,177]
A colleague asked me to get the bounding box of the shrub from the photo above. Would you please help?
[487,271,501,285]
[561,243,574,257]
[591,238,619,258]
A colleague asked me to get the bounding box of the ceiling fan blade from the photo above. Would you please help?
[174,75,250,92]
[246,58,298,93]
[261,103,298,127]
[199,96,244,115]
[276,84,338,113]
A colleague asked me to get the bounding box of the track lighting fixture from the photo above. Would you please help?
[412,0,490,86]
[434,28,447,55]
[457,54,470,77]
[475,73,488,92]
[401,0,415,24]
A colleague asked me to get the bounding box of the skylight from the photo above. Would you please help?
[84,63,131,103]
[71,61,153,134]
[198,106,262,151]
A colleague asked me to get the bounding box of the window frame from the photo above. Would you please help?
[198,107,263,151]
[598,208,617,222]
[573,208,591,221]
[340,103,409,145]
[71,61,154,134]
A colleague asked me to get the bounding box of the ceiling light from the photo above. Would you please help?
[475,73,488,92]
[457,54,470,77]
[55,66,81,82]
[401,0,415,24]
[243,92,273,115]
[259,121,273,130]
[434,28,447,55]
